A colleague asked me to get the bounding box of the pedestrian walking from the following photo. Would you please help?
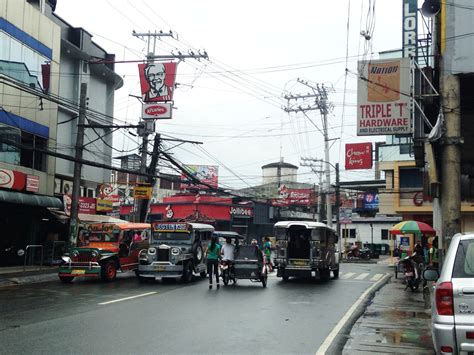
[429,236,439,270]
[263,236,273,272]
[206,235,221,289]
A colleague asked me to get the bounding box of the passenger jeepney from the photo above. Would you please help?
[58,222,150,283]
[273,221,339,281]
[137,222,214,283]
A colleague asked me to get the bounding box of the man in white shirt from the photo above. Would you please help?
[221,238,235,262]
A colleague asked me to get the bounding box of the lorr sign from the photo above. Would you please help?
[142,102,172,120]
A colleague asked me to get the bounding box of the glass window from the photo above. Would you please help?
[0,124,20,165]
[381,229,389,240]
[452,239,474,278]
[399,167,423,188]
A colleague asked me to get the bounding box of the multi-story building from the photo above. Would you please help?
[0,0,122,266]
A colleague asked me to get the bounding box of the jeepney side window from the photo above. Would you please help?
[327,231,338,245]
[318,230,328,247]
[275,228,287,240]
[311,229,324,241]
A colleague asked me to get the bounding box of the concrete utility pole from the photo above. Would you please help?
[300,158,324,221]
[440,74,461,250]
[68,82,87,247]
[131,30,209,222]
[284,80,335,227]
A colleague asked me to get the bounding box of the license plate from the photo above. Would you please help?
[154,266,165,272]
[293,260,308,266]
[71,269,86,275]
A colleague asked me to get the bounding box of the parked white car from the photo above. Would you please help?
[424,233,474,354]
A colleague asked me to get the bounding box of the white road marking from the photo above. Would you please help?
[354,272,369,280]
[98,292,157,305]
[370,273,383,282]
[315,273,390,355]
[340,272,355,279]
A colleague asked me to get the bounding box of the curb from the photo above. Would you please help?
[0,273,58,288]
[316,273,392,355]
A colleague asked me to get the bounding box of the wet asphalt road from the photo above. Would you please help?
[0,263,390,355]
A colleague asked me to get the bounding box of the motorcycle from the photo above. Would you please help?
[401,254,423,291]
[347,247,371,260]
[219,260,236,286]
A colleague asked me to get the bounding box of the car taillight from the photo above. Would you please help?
[436,281,454,316]
[440,346,453,353]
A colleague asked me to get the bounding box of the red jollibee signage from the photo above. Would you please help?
[345,143,373,170]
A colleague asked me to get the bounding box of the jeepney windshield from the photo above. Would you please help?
[152,231,192,243]
[88,232,119,243]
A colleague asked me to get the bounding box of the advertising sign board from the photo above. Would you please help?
[272,185,313,206]
[357,58,412,136]
[133,186,152,199]
[345,143,373,170]
[138,62,177,102]
[180,165,219,190]
[403,0,418,58]
[142,102,172,120]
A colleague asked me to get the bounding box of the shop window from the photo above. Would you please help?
[349,229,356,238]
[0,124,20,164]
[381,229,389,240]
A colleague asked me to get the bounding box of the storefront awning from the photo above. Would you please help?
[0,190,63,209]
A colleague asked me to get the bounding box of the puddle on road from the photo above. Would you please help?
[372,328,433,348]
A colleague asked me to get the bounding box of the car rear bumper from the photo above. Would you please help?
[432,322,457,354]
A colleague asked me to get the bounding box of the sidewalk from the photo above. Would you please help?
[0,265,58,287]
[343,273,435,354]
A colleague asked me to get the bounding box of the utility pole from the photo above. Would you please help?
[285,80,335,227]
[131,30,209,222]
[140,134,161,223]
[68,82,87,247]
[301,158,324,221]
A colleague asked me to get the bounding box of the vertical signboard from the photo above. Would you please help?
[403,0,418,58]
[345,143,373,170]
[138,62,177,102]
[357,58,412,136]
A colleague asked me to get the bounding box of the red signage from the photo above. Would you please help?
[26,175,40,192]
[64,196,97,215]
[138,62,177,102]
[272,186,314,206]
[345,143,373,170]
[0,169,26,191]
[229,206,253,217]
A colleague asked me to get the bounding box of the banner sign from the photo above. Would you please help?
[339,207,353,224]
[96,198,113,212]
[133,186,152,199]
[0,169,26,191]
[26,175,40,192]
[78,197,96,214]
[142,102,172,120]
[345,143,373,170]
[357,58,412,136]
[180,165,219,190]
[138,62,177,102]
[403,0,418,58]
[272,185,313,206]
[363,193,379,210]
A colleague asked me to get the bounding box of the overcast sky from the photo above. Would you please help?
[55,0,413,190]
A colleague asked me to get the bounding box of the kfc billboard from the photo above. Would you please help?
[357,58,412,136]
[180,165,219,190]
[142,102,172,120]
[138,62,177,102]
[345,143,373,170]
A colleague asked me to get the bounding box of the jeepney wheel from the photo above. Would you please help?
[333,268,340,279]
[59,276,74,283]
[181,261,194,283]
[101,261,117,282]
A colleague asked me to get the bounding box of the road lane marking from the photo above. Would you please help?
[315,273,390,355]
[98,292,157,305]
[370,273,383,282]
[340,272,355,279]
[354,273,369,280]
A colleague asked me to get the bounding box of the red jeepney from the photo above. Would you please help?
[58,222,150,282]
